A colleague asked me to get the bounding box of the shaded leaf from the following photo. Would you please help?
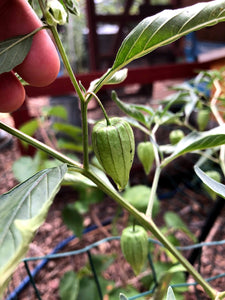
[0,164,67,294]
[12,156,40,182]
[43,105,68,120]
[62,204,83,238]
[59,271,79,300]
[164,125,225,165]
[164,211,196,242]
[0,35,33,74]
[19,118,39,137]
[194,166,225,199]
[111,91,152,125]
[53,122,82,141]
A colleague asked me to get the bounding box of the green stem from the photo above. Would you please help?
[83,168,217,299]
[86,92,111,126]
[50,26,84,103]
[146,134,161,219]
[49,25,90,170]
[0,121,82,170]
[216,291,225,299]
[80,101,90,170]
[145,165,161,218]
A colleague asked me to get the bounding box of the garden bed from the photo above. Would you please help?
[1,81,225,299]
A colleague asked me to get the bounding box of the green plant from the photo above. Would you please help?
[1,0,225,299]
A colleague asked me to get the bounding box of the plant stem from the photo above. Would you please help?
[145,165,161,218]
[146,134,161,219]
[0,121,82,170]
[49,26,90,170]
[83,168,217,299]
[80,101,90,170]
[86,92,111,126]
[50,26,84,102]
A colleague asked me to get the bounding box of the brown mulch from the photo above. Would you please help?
[1,82,225,300]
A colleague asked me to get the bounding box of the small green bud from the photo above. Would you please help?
[197,108,210,131]
[137,142,154,175]
[45,0,67,26]
[202,170,222,200]
[92,117,135,191]
[121,225,148,275]
[169,129,184,145]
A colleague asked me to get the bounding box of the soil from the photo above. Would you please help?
[1,82,225,300]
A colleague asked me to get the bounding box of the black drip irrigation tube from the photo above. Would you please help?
[6,218,112,300]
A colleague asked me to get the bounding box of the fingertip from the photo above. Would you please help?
[0,72,25,113]
[15,30,60,87]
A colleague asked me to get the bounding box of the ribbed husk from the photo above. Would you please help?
[92,117,135,191]
[121,225,148,275]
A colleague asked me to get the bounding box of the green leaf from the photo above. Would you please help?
[0,35,33,74]
[194,166,225,199]
[90,1,225,95]
[53,123,82,141]
[119,294,129,300]
[153,265,185,300]
[12,156,40,182]
[62,0,80,16]
[19,119,39,137]
[62,204,83,238]
[43,105,68,120]
[166,287,176,300]
[57,139,84,152]
[88,68,128,93]
[112,1,225,70]
[111,91,152,125]
[164,211,196,242]
[123,185,159,217]
[77,276,109,299]
[59,271,79,300]
[0,164,67,295]
[164,125,225,166]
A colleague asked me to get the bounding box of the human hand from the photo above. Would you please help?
[0,0,60,112]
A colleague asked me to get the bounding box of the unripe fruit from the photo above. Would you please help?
[197,108,210,131]
[121,225,148,275]
[169,129,184,145]
[92,117,135,191]
[137,142,154,175]
[202,170,222,200]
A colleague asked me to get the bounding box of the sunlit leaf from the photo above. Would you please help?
[119,294,129,300]
[194,166,225,199]
[90,0,225,94]
[0,164,67,294]
[88,68,128,93]
[164,125,225,165]
[166,286,176,300]
[113,1,225,70]
[0,35,33,74]
[62,0,80,16]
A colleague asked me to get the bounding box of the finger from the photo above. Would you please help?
[0,0,60,87]
[0,72,25,113]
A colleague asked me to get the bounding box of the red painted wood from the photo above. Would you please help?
[25,61,212,98]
